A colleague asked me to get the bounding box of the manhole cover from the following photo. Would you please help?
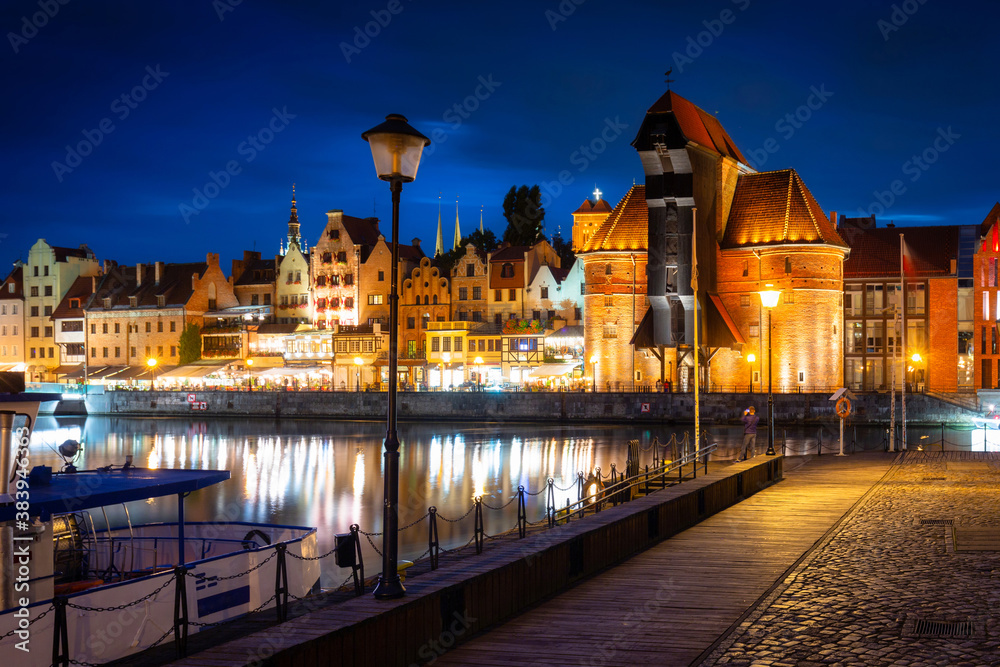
[920,518,953,525]
[953,527,1000,551]
[902,616,984,638]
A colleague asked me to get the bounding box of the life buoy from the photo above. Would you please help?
[242,529,271,550]
[835,396,852,419]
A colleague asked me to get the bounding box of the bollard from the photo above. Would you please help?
[546,478,555,528]
[173,566,189,658]
[517,486,526,538]
[274,543,288,622]
[428,508,440,570]
[473,497,484,555]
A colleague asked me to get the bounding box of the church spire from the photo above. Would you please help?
[479,205,484,234]
[286,183,301,251]
[453,196,461,249]
[434,193,444,257]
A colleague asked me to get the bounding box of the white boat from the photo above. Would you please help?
[0,396,320,666]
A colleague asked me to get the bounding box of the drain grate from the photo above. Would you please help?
[920,518,953,525]
[922,476,947,481]
[902,616,984,638]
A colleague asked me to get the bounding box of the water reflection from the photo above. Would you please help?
[23,416,984,586]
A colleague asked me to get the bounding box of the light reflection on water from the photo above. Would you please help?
[24,416,983,586]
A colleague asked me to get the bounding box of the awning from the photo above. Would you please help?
[546,325,584,340]
[528,362,580,378]
[52,365,80,375]
[111,366,167,380]
[159,363,230,379]
[258,365,328,377]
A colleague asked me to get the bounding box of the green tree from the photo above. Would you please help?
[436,228,501,276]
[178,323,201,364]
[502,185,546,246]
[550,230,575,268]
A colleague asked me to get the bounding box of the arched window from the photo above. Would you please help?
[500,263,515,278]
[423,295,429,305]
[432,295,438,305]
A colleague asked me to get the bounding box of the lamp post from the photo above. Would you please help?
[746,352,756,393]
[246,358,254,391]
[363,113,429,600]
[474,356,483,391]
[146,357,158,388]
[909,352,922,393]
[354,356,363,392]
[590,354,599,392]
[759,286,781,456]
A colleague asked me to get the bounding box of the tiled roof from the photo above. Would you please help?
[50,275,92,320]
[579,185,648,253]
[398,243,424,262]
[842,225,958,278]
[52,245,95,263]
[640,91,746,163]
[721,170,847,250]
[550,266,570,283]
[233,258,275,286]
[87,262,208,311]
[0,266,23,300]
[573,199,613,215]
[341,216,381,247]
[491,245,530,262]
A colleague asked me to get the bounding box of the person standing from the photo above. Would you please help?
[740,406,759,461]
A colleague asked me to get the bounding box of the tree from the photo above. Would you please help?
[502,185,546,246]
[436,228,500,276]
[178,323,202,364]
[550,230,575,268]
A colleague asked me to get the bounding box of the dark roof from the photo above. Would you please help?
[490,245,530,262]
[550,266,570,283]
[52,245,95,262]
[468,322,502,336]
[87,262,208,311]
[0,266,23,300]
[843,225,958,279]
[257,323,301,335]
[580,185,648,253]
[341,216,381,247]
[573,198,613,215]
[398,243,424,262]
[233,258,276,286]
[50,275,93,320]
[980,202,1000,238]
[721,170,847,250]
[633,90,746,163]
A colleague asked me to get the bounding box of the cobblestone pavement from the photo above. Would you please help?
[700,451,1000,666]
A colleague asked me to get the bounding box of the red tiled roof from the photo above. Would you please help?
[579,185,648,253]
[644,91,746,163]
[490,245,530,262]
[842,225,957,278]
[398,243,424,262]
[573,199,613,215]
[721,170,847,250]
[0,266,23,300]
[52,245,95,262]
[50,275,92,320]
[341,216,381,247]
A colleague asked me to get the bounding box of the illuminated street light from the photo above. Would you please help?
[589,353,599,393]
[759,285,781,456]
[474,356,483,392]
[354,356,363,392]
[246,358,254,391]
[746,352,756,393]
[363,112,429,601]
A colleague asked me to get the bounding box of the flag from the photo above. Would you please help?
[690,210,699,293]
[900,234,916,277]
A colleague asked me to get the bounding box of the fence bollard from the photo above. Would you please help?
[609,464,618,506]
[565,497,571,524]
[817,426,823,456]
[474,496,484,555]
[941,422,945,452]
[349,524,365,595]
[546,478,555,528]
[577,471,585,501]
[173,566,189,658]
[274,543,288,622]
[517,486,526,538]
[428,508,440,570]
[52,596,68,667]
[782,429,787,457]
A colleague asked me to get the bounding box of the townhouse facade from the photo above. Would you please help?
[0,266,24,370]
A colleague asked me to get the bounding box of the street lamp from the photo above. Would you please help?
[746,352,756,393]
[909,352,922,392]
[590,353,599,392]
[759,286,781,456]
[246,358,254,391]
[442,352,451,390]
[363,113,429,600]
[354,356,363,392]
[474,356,483,391]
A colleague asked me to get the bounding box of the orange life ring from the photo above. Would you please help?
[835,396,852,418]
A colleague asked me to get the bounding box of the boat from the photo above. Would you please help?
[0,395,320,666]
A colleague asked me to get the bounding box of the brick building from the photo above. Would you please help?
[398,256,451,385]
[449,243,489,324]
[0,266,24,371]
[276,194,311,325]
[231,250,276,319]
[358,236,423,327]
[487,241,559,326]
[571,189,613,251]
[310,209,381,328]
[973,204,1000,390]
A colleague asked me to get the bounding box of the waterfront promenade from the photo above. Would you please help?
[435,452,1000,666]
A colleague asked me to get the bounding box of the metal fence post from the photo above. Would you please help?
[428,508,439,570]
[274,543,288,622]
[517,486,526,538]
[474,496,484,554]
[173,566,189,658]
[546,477,555,528]
[52,596,68,667]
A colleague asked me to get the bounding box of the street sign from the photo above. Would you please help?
[641,403,650,413]
[187,393,196,403]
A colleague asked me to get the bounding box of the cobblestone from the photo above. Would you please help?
[701,452,1000,665]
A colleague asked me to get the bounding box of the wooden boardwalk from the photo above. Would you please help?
[434,453,897,667]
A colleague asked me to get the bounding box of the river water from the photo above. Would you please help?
[25,415,991,587]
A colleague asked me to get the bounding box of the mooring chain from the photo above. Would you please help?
[66,574,176,612]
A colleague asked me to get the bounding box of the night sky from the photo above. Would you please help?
[2,0,998,273]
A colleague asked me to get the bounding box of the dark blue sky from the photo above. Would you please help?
[2,0,998,272]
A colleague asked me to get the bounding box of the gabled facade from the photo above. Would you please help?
[310,209,381,328]
[487,241,559,325]
[571,190,613,251]
[399,256,450,370]
[0,266,24,369]
[973,204,1000,390]
[276,195,311,325]
[358,236,423,327]
[231,250,276,319]
[449,243,489,324]
[51,275,92,368]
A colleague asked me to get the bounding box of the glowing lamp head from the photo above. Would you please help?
[474,356,483,365]
[146,358,157,368]
[361,114,430,182]
[353,357,363,366]
[746,353,756,363]
[759,285,781,309]
[589,354,599,364]
[911,352,922,363]
[246,359,254,367]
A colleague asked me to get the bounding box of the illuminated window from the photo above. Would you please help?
[784,291,794,305]
[603,323,618,339]
[740,295,750,307]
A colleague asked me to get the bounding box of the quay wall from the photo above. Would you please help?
[81,389,979,425]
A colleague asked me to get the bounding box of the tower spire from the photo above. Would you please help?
[286,183,301,251]
[479,205,484,234]
[453,196,462,249]
[435,192,444,257]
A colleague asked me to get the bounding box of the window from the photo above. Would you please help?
[431,337,440,352]
[749,323,760,337]
[145,346,151,357]
[264,293,271,305]
[112,322,119,334]
[316,298,327,310]
[798,371,805,383]
[114,347,120,357]
[44,266,49,276]
[129,296,138,308]
[604,295,613,308]
[103,323,110,334]
[44,326,52,337]
[345,297,353,308]
[407,317,415,329]
[532,310,541,320]
[329,229,340,240]
[331,297,340,308]
[344,274,354,286]
[337,251,347,262]
[495,313,502,325]
[459,287,468,301]
[784,291,794,305]
[494,290,501,301]
[130,346,136,357]
[368,294,384,305]
[170,321,176,333]
[378,270,385,281]
[43,306,52,316]
[146,322,151,333]
[322,252,332,264]
[442,337,451,352]
[281,295,289,306]
[603,323,618,339]
[740,295,750,307]
[605,263,612,275]
[102,347,108,358]
[30,327,39,338]
[466,263,475,277]
[170,346,176,357]
[472,286,481,300]
[432,294,438,305]
[330,275,340,286]
[316,276,326,288]
[157,345,163,357]
[742,260,748,277]
[488,339,494,352]
[157,295,165,307]
[547,310,555,320]
[29,286,38,297]
[454,338,463,352]
[458,311,468,321]
[90,323,96,335]
[102,298,110,309]
[30,306,38,317]
[500,263,514,278]
[508,289,516,301]
[90,347,96,358]
[785,257,792,274]
[33,266,38,277]
[472,311,482,322]
[422,314,429,329]
[540,286,549,299]
[295,271,301,282]
[30,348,36,359]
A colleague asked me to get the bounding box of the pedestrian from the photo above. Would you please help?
[740,406,758,461]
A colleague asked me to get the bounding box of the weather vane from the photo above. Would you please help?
[665,68,674,90]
